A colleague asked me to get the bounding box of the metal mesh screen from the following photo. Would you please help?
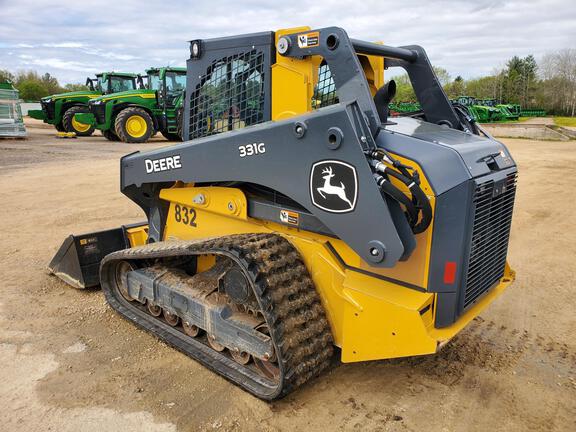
[188,50,266,140]
[312,62,338,109]
[463,171,517,309]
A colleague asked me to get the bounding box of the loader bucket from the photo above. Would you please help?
[48,225,143,289]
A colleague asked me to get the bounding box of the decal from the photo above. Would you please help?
[310,160,358,213]
[239,142,266,158]
[297,32,320,49]
[145,155,182,173]
[174,204,197,227]
[280,209,300,226]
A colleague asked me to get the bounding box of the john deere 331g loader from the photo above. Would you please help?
[49,27,517,400]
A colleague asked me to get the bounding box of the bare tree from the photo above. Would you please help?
[540,49,576,116]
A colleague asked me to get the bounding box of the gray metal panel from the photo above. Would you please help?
[189,32,274,52]
[380,117,516,194]
[121,102,406,267]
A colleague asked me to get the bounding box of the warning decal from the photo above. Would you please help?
[297,32,320,49]
[280,209,300,226]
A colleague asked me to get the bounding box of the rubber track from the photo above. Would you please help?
[99,233,334,399]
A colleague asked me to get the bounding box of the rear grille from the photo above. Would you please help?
[463,171,517,309]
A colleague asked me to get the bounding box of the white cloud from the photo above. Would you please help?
[42,42,85,48]
[0,0,575,84]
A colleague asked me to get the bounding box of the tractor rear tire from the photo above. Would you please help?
[62,106,95,136]
[160,131,182,142]
[102,129,121,141]
[115,107,154,143]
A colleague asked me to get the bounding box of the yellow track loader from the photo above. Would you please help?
[49,27,517,399]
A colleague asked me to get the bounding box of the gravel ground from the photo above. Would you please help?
[0,119,574,431]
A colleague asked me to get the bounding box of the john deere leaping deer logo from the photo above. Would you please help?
[310,160,358,213]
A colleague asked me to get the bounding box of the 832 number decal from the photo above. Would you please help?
[174,204,197,227]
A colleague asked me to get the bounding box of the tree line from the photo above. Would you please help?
[0,70,87,101]
[2,48,575,116]
[393,49,576,116]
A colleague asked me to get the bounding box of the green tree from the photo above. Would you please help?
[64,83,89,92]
[445,75,465,98]
[0,69,15,83]
[17,80,49,101]
[393,73,416,102]
[503,55,538,105]
[41,72,62,95]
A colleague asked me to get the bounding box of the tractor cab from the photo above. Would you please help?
[86,72,138,95]
[146,67,187,108]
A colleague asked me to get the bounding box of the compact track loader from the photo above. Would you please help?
[49,27,517,400]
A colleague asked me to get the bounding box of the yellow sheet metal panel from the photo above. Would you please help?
[272,27,315,120]
[156,185,515,363]
[126,225,148,247]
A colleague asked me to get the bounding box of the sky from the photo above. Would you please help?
[1,0,575,84]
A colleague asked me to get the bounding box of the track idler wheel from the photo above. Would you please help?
[114,261,135,302]
[147,302,162,317]
[207,334,225,352]
[163,310,180,327]
[231,350,251,365]
[183,321,200,337]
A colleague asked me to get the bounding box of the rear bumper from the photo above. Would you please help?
[339,263,515,362]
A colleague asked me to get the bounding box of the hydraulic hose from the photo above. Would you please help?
[369,157,433,234]
[373,174,419,224]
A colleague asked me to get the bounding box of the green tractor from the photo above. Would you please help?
[28,72,138,136]
[76,66,186,143]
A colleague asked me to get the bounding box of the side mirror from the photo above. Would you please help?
[137,75,145,89]
[85,77,95,91]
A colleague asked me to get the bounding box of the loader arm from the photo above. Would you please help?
[121,101,406,267]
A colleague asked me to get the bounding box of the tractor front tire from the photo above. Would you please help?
[115,107,154,143]
[62,106,95,136]
[102,129,121,141]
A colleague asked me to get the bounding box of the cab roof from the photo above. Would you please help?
[95,72,138,78]
[146,66,187,74]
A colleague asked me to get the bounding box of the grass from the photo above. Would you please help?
[517,117,532,122]
[554,117,576,127]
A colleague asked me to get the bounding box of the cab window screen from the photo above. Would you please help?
[188,49,265,140]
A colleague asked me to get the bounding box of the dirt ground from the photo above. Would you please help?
[1,119,575,432]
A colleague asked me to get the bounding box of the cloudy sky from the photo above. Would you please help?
[1,0,575,84]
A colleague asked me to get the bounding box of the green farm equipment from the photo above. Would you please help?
[28,72,138,136]
[520,108,547,117]
[496,104,519,121]
[389,101,421,114]
[77,67,186,143]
